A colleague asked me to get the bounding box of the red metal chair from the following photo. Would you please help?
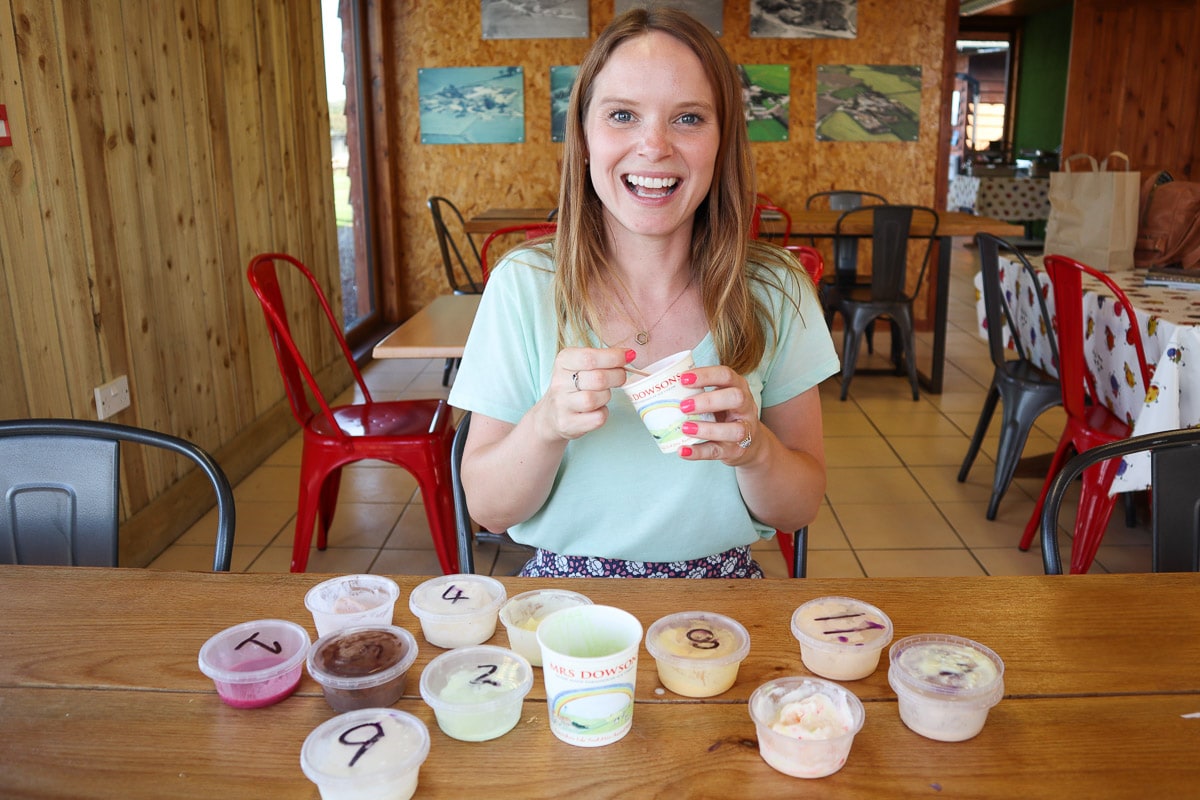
[772,245,825,578]
[480,223,556,284]
[1018,254,1153,573]
[786,244,825,283]
[751,203,792,246]
[247,253,458,574]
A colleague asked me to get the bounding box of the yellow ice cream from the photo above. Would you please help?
[653,622,739,660]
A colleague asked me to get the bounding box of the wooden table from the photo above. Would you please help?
[372,294,480,360]
[464,208,1023,393]
[3,566,1198,798]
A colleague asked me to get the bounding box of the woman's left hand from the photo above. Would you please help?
[674,365,762,466]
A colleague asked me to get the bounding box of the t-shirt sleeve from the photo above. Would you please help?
[759,270,840,409]
[447,250,557,424]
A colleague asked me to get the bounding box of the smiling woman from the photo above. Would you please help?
[446,8,840,579]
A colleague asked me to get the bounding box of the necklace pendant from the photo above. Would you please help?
[635,331,649,346]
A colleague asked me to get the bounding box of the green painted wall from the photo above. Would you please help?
[1013,5,1073,156]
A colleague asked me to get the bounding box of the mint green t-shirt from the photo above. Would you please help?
[447,246,839,562]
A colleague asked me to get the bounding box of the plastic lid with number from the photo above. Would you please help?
[300,708,430,800]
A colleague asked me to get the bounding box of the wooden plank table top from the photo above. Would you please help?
[3,567,1197,798]
[4,689,1197,799]
[464,207,557,235]
[3,569,1199,699]
[371,294,480,359]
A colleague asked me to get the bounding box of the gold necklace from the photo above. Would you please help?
[607,272,693,346]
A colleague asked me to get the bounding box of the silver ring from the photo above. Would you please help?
[572,371,581,392]
[737,421,752,449]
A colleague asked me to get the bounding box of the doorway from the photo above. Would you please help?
[951,35,1013,176]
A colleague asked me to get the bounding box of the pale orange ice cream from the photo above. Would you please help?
[645,612,750,698]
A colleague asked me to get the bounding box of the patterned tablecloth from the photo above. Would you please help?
[950,176,1050,222]
[975,259,1200,492]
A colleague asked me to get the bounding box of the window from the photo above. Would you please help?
[322,0,376,343]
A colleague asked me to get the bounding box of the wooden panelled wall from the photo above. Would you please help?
[0,0,343,565]
[1062,0,1200,178]
[380,0,958,320]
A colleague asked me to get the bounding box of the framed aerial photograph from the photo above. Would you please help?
[750,0,857,39]
[418,67,525,145]
[816,65,921,142]
[740,64,790,142]
[550,66,579,142]
[481,0,589,39]
[614,0,724,35]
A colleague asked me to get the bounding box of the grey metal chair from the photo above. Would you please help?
[958,233,1061,519]
[823,204,939,401]
[809,191,890,356]
[806,190,889,285]
[451,411,533,574]
[1040,427,1200,574]
[428,196,484,385]
[428,195,484,295]
[0,418,235,570]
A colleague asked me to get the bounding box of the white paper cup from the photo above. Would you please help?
[888,634,1005,742]
[300,707,430,800]
[536,604,643,747]
[305,575,401,638]
[790,596,893,681]
[749,676,865,779]
[408,574,505,649]
[619,349,716,453]
[499,589,593,667]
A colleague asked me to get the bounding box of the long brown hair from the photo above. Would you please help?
[553,7,796,373]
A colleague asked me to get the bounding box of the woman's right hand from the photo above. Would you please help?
[536,346,637,441]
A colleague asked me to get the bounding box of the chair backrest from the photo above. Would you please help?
[807,190,889,276]
[428,196,485,294]
[976,233,1059,372]
[751,203,792,246]
[0,418,235,570]
[246,253,369,439]
[784,244,825,283]
[1043,255,1152,423]
[450,410,476,573]
[1041,427,1200,573]
[480,223,557,283]
[835,205,939,302]
[805,189,889,212]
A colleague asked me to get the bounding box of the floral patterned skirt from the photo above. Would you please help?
[519,545,763,579]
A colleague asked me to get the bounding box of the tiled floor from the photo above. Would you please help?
[154,242,1153,577]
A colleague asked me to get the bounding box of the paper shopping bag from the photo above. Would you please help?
[1044,152,1140,272]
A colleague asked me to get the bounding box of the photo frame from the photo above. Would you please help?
[614,0,723,36]
[550,66,579,143]
[419,67,525,145]
[816,65,921,142]
[741,64,790,142]
[751,0,857,39]
[482,0,589,39]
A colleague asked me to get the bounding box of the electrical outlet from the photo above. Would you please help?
[94,375,131,419]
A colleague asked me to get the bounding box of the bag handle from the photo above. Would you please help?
[1063,153,1099,173]
[1101,151,1132,171]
